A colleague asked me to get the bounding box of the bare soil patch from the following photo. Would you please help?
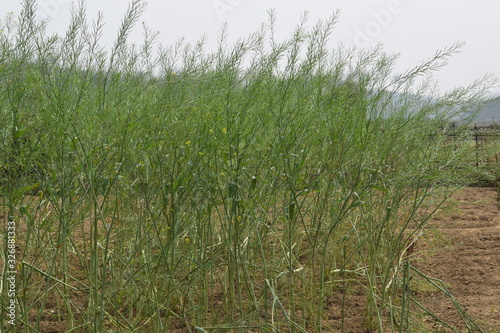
[415,186,500,332]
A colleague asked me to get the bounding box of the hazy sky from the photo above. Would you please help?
[2,0,500,95]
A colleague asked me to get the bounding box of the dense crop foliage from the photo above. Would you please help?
[0,1,491,332]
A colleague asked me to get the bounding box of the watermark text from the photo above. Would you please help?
[213,0,245,22]
[353,0,404,48]
[5,219,17,326]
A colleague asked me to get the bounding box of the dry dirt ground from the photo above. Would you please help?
[413,186,500,333]
[322,186,500,332]
[5,186,499,332]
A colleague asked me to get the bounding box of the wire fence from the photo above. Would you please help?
[470,124,500,169]
[448,123,500,169]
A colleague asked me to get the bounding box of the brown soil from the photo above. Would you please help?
[320,186,500,332]
[414,186,500,333]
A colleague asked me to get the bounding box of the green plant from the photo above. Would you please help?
[0,1,493,332]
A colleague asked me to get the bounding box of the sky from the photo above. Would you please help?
[2,0,500,96]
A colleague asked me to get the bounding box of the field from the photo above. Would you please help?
[1,1,499,332]
[417,186,500,333]
[2,186,499,333]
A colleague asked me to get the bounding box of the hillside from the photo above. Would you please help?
[457,97,500,125]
